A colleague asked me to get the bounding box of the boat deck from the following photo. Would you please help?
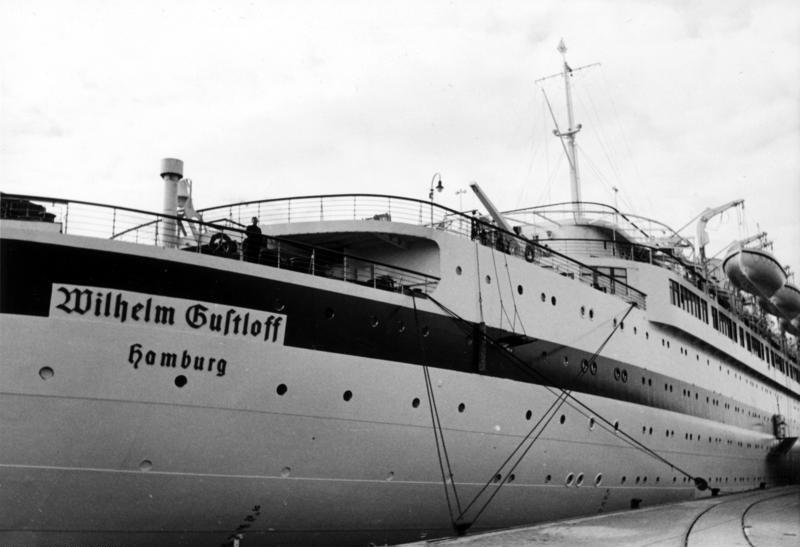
[400,485,800,546]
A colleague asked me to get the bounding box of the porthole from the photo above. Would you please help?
[589,309,594,319]
[343,390,353,402]
[589,417,596,430]
[614,421,620,432]
[421,326,430,337]
[369,315,379,328]
[174,375,187,388]
[576,473,584,487]
[324,307,335,319]
[565,473,575,486]
[517,285,523,295]
[540,292,546,302]
[525,410,533,420]
[633,326,638,335]
[545,474,552,483]
[397,320,406,333]
[580,306,586,317]
[621,475,627,484]
[581,359,589,372]
[621,370,628,382]
[635,476,640,484]
[412,397,420,408]
[559,414,566,424]
[274,298,286,312]
[551,296,557,306]
[485,275,492,284]
[458,403,466,413]
[508,473,516,482]
[645,331,649,339]
[589,362,597,375]
[38,366,54,380]
[613,318,618,328]
[614,368,621,380]
[493,473,502,483]
[456,266,462,275]
[276,384,287,396]
[562,356,569,366]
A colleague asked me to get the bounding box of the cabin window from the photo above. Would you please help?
[583,266,628,295]
[670,280,708,323]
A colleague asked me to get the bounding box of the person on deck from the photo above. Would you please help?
[244,217,262,262]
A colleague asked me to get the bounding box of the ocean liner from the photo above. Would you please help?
[1,44,799,547]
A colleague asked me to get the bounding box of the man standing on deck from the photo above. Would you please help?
[244,217,262,262]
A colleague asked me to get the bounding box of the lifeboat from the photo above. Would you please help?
[771,283,800,320]
[722,246,786,299]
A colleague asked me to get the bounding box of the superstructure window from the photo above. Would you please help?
[582,267,628,296]
[669,280,708,323]
[711,307,737,343]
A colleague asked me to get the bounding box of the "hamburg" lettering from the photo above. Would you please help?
[128,342,227,377]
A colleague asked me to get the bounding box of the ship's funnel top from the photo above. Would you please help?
[160,158,184,179]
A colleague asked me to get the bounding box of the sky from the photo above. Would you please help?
[1,0,798,273]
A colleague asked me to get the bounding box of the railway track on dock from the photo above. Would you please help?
[682,489,799,547]
[400,486,800,546]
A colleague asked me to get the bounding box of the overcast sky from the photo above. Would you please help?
[1,0,798,272]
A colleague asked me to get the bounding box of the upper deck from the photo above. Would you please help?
[2,192,797,384]
[0,192,648,307]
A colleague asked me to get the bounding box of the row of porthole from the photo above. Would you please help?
[37,361,770,431]
[325,308,434,337]
[136,454,764,488]
[456,265,774,400]
[273,384,772,452]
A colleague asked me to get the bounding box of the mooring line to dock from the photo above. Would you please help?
[423,293,708,528]
[411,294,464,533]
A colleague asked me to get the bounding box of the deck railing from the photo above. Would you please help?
[1,192,647,308]
[200,194,648,309]
[0,193,440,296]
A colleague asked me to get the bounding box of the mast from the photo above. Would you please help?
[536,40,598,221]
[555,39,583,217]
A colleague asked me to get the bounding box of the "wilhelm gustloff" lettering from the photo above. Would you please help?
[52,285,286,344]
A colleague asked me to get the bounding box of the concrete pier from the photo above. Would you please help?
[400,486,800,546]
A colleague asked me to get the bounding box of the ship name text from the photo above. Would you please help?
[50,284,287,344]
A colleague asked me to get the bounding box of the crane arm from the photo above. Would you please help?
[696,199,744,251]
[469,182,514,233]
